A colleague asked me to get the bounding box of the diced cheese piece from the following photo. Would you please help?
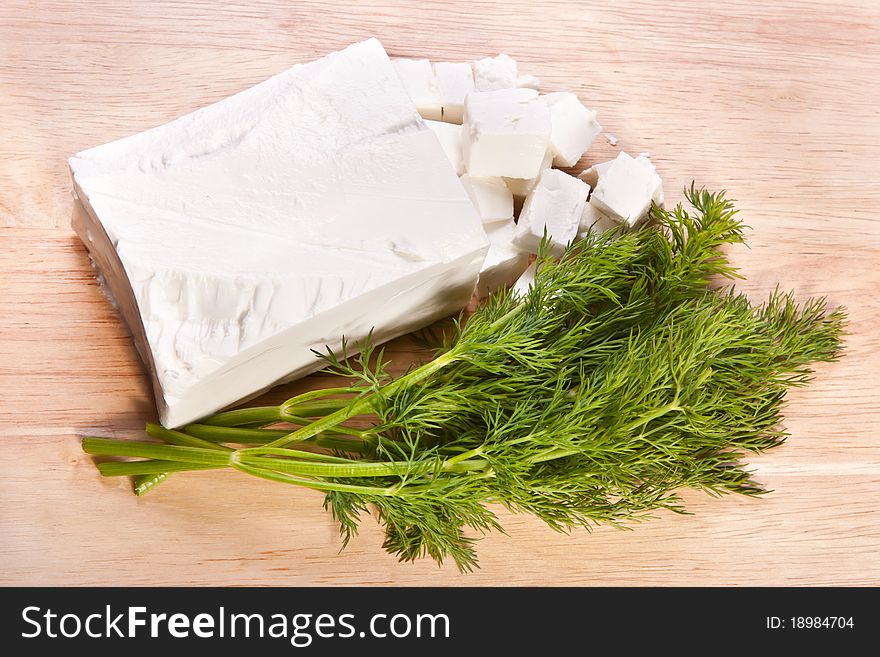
[473,54,518,91]
[459,174,514,224]
[635,154,665,206]
[392,58,442,121]
[477,219,530,297]
[512,261,537,297]
[577,159,614,187]
[69,38,488,428]
[433,61,475,123]
[578,202,619,239]
[544,92,602,167]
[589,151,662,227]
[503,149,553,200]
[425,119,464,175]
[512,169,587,255]
[463,88,551,179]
[516,74,540,90]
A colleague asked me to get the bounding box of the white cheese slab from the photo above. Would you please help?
[69,38,488,428]
[512,169,587,255]
[477,219,530,298]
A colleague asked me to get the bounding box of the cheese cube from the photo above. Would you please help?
[392,58,442,121]
[463,88,551,179]
[69,39,488,428]
[459,174,514,224]
[512,261,537,297]
[635,154,665,206]
[477,219,531,297]
[544,92,602,167]
[473,54,518,91]
[425,120,464,175]
[578,202,619,239]
[516,74,540,90]
[589,152,662,226]
[512,169,587,255]
[577,159,614,187]
[433,61,475,123]
[503,150,553,201]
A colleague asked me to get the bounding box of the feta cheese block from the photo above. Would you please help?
[476,219,530,298]
[544,92,602,167]
[473,54,518,91]
[459,174,514,224]
[433,61,475,123]
[391,58,442,121]
[578,202,619,239]
[463,88,551,179]
[588,151,663,226]
[69,38,489,428]
[425,120,464,175]
[512,169,588,255]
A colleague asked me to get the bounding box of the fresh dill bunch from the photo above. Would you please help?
[83,186,846,572]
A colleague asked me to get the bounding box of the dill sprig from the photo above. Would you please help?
[83,186,845,571]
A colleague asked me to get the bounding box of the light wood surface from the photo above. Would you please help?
[2,0,879,586]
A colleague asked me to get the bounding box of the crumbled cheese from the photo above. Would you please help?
[459,174,514,224]
[544,92,602,167]
[477,219,530,297]
[392,58,442,121]
[473,54,518,91]
[512,169,588,255]
[605,133,618,146]
[425,119,464,175]
[516,74,540,90]
[462,88,551,179]
[69,38,488,428]
[433,61,475,123]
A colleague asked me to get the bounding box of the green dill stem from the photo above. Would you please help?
[83,438,231,465]
[265,349,462,448]
[229,460,402,496]
[184,424,295,444]
[133,423,232,494]
[202,399,350,428]
[146,423,233,451]
[134,472,168,496]
[101,461,225,476]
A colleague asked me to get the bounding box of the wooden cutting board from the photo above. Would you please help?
[1,0,878,586]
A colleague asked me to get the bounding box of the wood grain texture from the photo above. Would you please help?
[1,0,879,586]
